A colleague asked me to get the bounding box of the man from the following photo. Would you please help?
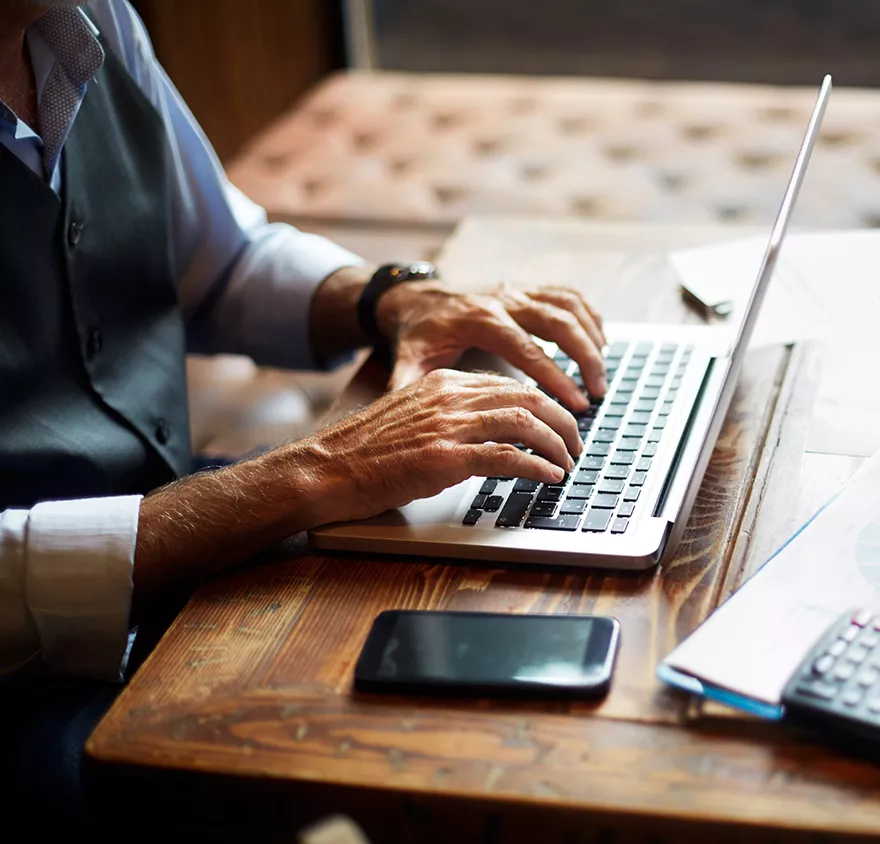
[0,0,606,829]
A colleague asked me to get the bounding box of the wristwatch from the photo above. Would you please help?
[357,261,438,349]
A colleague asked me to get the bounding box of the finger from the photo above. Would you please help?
[466,407,574,472]
[463,442,566,485]
[507,301,607,399]
[464,311,591,412]
[457,378,582,459]
[528,288,607,350]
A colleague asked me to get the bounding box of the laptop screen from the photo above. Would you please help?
[727,75,832,366]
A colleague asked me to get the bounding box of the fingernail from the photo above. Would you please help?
[572,392,590,411]
[551,466,565,482]
[567,456,575,471]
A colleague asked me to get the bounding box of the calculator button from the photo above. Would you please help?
[842,625,860,642]
[843,689,864,707]
[834,663,855,682]
[858,669,879,687]
[796,682,838,701]
[853,609,874,627]
[846,646,868,665]
[813,655,835,675]
[829,640,847,658]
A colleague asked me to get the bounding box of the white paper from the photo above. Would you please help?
[663,450,880,706]
[669,231,880,456]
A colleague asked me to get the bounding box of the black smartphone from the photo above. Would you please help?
[354,610,620,698]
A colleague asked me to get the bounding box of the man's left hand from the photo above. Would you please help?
[376,281,608,411]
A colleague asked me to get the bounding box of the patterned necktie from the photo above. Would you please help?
[34,8,105,176]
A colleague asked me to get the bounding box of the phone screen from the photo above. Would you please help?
[356,611,618,694]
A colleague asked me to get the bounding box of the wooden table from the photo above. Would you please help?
[87,218,879,844]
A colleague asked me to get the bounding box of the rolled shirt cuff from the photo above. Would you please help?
[25,495,141,682]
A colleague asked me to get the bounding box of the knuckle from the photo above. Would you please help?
[494,443,521,468]
[510,406,533,429]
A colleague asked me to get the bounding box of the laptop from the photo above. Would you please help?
[311,76,832,571]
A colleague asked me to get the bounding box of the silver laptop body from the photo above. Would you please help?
[311,76,831,571]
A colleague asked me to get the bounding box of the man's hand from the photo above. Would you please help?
[134,369,581,603]
[297,368,582,524]
[376,280,607,412]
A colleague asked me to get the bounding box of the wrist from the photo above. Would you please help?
[375,279,446,343]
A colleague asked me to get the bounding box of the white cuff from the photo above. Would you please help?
[25,495,141,682]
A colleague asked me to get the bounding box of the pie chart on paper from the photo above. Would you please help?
[853,520,880,592]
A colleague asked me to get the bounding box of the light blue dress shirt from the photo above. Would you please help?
[0,1,364,681]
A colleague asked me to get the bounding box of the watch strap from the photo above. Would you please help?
[357,262,436,349]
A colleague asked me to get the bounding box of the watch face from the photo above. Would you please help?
[402,261,437,281]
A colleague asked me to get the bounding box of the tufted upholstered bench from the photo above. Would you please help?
[191,71,880,458]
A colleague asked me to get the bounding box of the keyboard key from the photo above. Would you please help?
[587,443,611,457]
[795,682,837,701]
[634,400,656,413]
[593,429,616,443]
[630,471,647,487]
[642,443,657,457]
[618,502,635,517]
[659,402,674,416]
[484,495,503,512]
[576,469,600,485]
[609,394,631,406]
[606,342,628,360]
[650,364,670,377]
[624,424,647,438]
[525,514,580,531]
[616,437,641,452]
[611,451,635,465]
[530,502,557,517]
[605,465,630,480]
[495,493,533,527]
[665,388,678,400]
[623,487,641,502]
[599,417,622,431]
[577,417,594,433]
[635,342,653,355]
[553,349,571,364]
[648,428,663,443]
[462,509,482,526]
[653,417,668,430]
[537,486,564,502]
[560,498,587,515]
[602,406,626,418]
[582,456,605,470]
[599,479,625,494]
[637,457,652,471]
[853,609,874,627]
[592,493,619,508]
[660,343,677,354]
[471,494,488,509]
[644,377,665,389]
[629,412,652,425]
[611,518,629,534]
[615,383,635,395]
[480,479,498,495]
[514,479,539,493]
[567,484,593,499]
[641,387,661,400]
[843,689,863,707]
[583,509,612,532]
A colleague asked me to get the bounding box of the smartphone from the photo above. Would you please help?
[354,610,620,698]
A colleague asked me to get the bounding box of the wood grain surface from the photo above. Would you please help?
[87,218,878,843]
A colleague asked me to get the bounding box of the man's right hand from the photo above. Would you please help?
[135,368,582,604]
[280,368,583,526]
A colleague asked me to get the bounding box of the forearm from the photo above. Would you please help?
[134,441,330,606]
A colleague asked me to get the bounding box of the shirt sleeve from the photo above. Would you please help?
[0,497,140,682]
[91,0,366,371]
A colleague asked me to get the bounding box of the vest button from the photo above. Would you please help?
[155,418,170,445]
[68,221,83,247]
[85,327,103,359]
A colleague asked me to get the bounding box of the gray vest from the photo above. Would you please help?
[0,46,191,510]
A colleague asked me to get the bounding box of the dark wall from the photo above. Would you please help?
[373,0,880,87]
[137,0,344,161]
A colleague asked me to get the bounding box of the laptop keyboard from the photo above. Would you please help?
[461,340,693,533]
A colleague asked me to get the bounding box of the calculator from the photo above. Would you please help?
[782,608,880,748]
